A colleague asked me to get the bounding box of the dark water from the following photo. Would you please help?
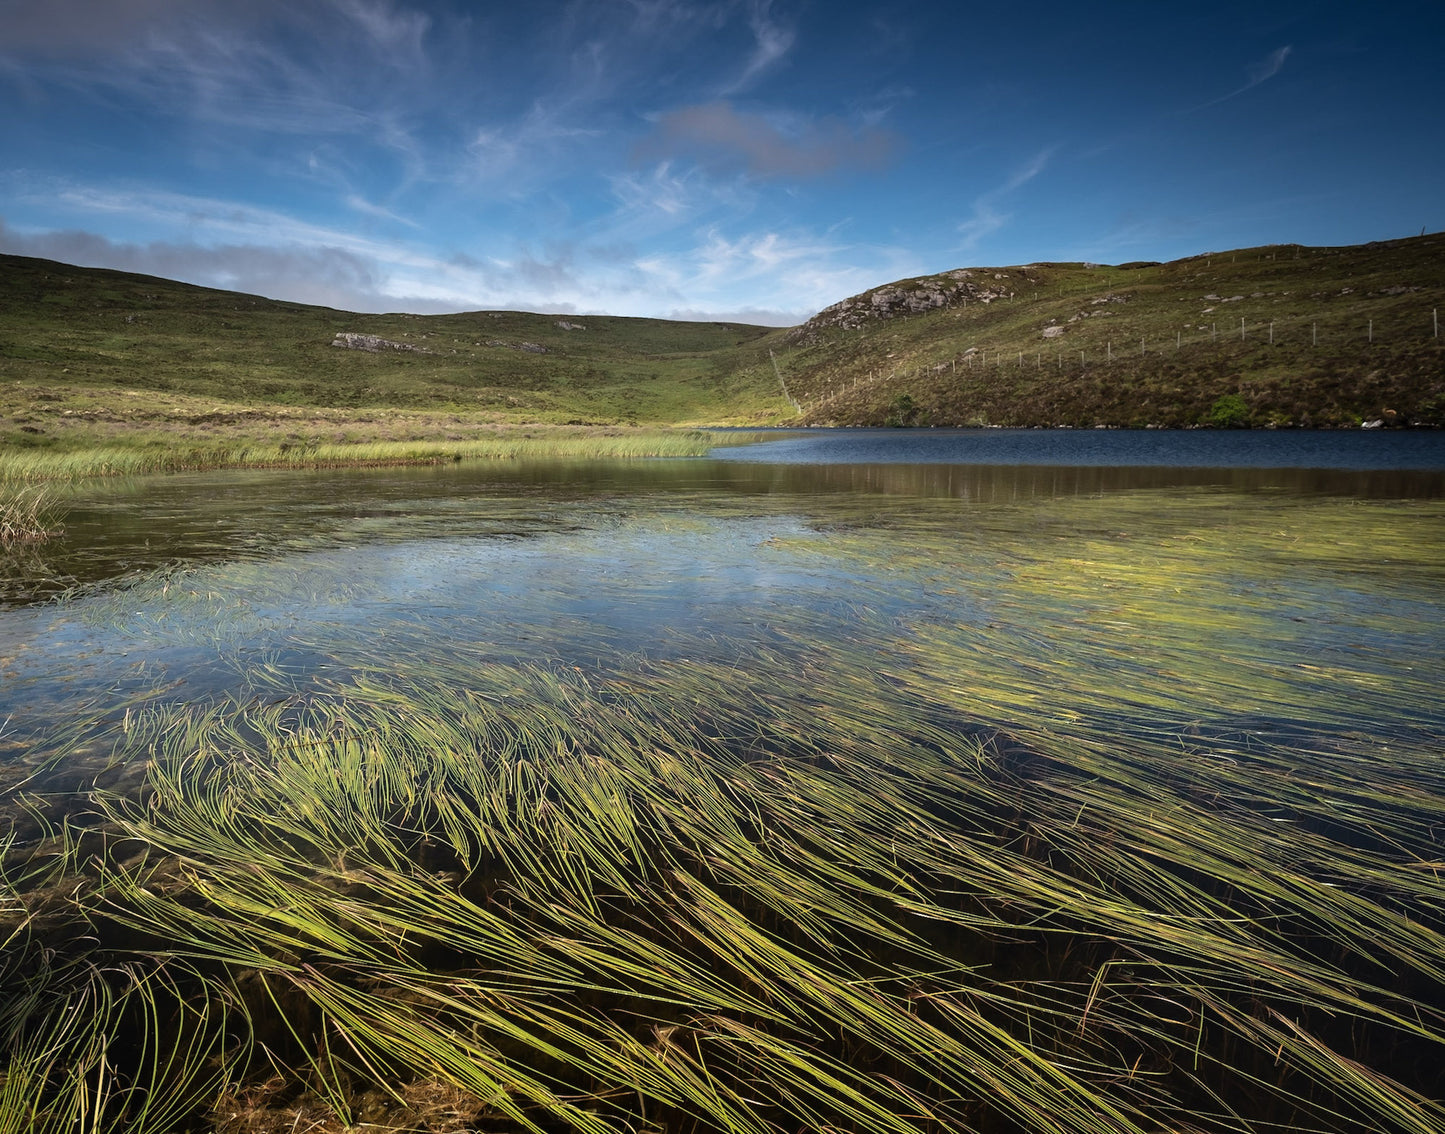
[715,427,1445,470]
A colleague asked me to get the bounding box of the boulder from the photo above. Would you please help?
[331,332,426,354]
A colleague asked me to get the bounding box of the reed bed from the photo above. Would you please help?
[1,487,1442,1133]
[0,429,724,483]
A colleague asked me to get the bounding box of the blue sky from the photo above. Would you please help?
[1,1,1441,324]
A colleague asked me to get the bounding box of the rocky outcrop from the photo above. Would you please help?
[555,321,586,331]
[484,340,549,354]
[786,268,1025,344]
[331,332,427,353]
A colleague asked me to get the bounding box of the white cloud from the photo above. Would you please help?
[345,194,419,228]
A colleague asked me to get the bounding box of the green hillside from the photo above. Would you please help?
[774,234,1445,428]
[3,234,1443,459]
[0,253,792,456]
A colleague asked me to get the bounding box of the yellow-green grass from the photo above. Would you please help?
[2,489,1442,1133]
[0,482,64,542]
[0,427,741,482]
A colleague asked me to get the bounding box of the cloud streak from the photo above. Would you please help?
[723,0,796,94]
[1198,45,1292,109]
[955,149,1052,253]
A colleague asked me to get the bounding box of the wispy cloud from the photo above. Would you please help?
[1197,45,1293,109]
[631,223,919,324]
[637,101,897,179]
[2,1,435,157]
[955,149,1052,253]
[345,194,419,228]
[722,0,796,94]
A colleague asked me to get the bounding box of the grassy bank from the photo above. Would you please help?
[0,424,731,481]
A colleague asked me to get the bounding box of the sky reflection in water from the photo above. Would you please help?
[2,434,1442,786]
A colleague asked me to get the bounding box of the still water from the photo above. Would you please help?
[716,426,1445,469]
[2,429,1443,789]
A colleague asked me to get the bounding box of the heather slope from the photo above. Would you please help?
[773,234,1445,428]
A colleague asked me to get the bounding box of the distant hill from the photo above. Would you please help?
[3,235,1443,443]
[771,234,1445,428]
[0,253,790,440]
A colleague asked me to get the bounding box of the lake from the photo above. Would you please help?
[2,429,1443,1134]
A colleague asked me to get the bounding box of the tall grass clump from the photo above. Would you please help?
[0,483,64,543]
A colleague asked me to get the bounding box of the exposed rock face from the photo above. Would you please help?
[555,321,586,331]
[331,332,427,353]
[786,267,1024,344]
[1041,325,1066,339]
[483,340,549,354]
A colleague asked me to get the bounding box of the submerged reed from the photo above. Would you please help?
[1,486,1442,1133]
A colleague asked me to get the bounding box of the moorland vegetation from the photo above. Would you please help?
[1,233,1442,485]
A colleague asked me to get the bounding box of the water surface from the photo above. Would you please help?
[3,432,1442,792]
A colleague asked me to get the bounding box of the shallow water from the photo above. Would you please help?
[5,432,1445,1133]
[3,432,1442,790]
[718,425,1445,469]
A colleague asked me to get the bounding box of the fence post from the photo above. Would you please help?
[1369,319,1373,343]
[1240,317,1245,342]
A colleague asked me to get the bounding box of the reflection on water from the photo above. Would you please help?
[9,440,1444,606]
[718,426,1445,470]
[2,446,1443,798]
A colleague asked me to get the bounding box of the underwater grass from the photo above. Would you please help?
[1,488,1443,1132]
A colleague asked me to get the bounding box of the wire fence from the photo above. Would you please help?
[794,303,1444,410]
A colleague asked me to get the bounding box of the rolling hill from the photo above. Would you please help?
[2,233,1443,455]
[771,234,1445,429]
